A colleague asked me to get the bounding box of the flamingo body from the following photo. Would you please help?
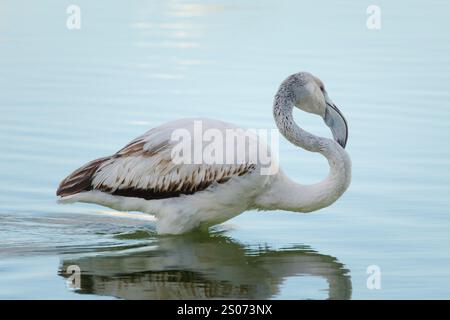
[57,72,352,234]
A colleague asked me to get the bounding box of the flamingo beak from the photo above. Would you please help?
[323,94,348,148]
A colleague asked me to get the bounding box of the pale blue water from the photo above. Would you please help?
[0,0,449,299]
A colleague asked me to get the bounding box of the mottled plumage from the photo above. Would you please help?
[57,72,351,234]
[58,119,257,200]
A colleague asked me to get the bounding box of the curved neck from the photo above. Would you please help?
[260,90,351,212]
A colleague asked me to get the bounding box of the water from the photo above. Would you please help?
[0,0,449,299]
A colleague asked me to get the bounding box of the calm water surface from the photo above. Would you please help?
[0,0,449,299]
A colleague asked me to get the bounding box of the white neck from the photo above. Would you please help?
[256,90,351,212]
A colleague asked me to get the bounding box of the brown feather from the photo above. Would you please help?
[57,136,257,200]
[56,157,111,197]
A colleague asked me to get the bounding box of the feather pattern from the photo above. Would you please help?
[57,118,257,200]
[56,72,351,234]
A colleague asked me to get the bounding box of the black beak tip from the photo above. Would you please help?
[338,138,347,149]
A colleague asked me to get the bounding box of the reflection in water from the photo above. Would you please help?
[59,233,351,300]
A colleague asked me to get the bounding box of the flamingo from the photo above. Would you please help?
[57,72,351,234]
